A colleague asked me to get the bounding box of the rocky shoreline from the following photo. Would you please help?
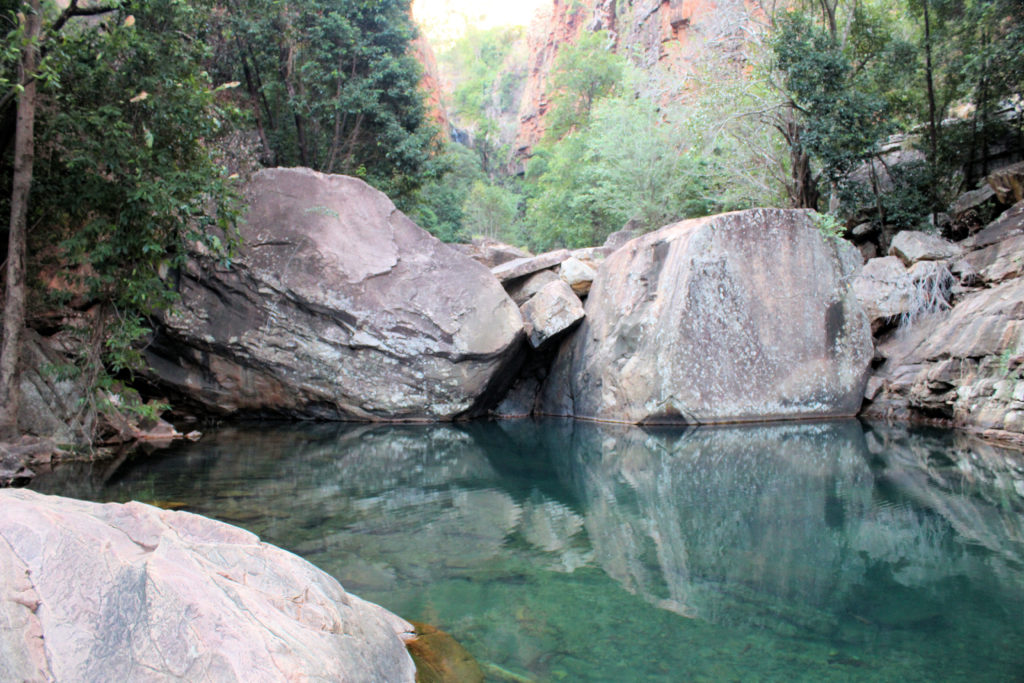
[7,166,1024,482]
[3,164,1024,681]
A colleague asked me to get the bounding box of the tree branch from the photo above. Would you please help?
[50,0,123,36]
[0,1,124,113]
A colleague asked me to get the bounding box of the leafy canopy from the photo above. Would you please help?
[0,0,240,416]
[217,0,441,201]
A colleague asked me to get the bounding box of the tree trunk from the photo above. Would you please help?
[236,41,275,164]
[0,0,41,439]
[783,117,819,210]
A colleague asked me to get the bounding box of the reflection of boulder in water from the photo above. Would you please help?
[30,418,1024,648]
[549,420,1024,632]
[544,421,874,625]
[863,422,1024,571]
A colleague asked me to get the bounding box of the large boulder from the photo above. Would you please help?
[449,237,531,268]
[863,279,1024,430]
[0,489,416,682]
[491,249,570,284]
[505,269,560,306]
[988,160,1024,205]
[559,256,597,296]
[145,168,524,421]
[539,209,873,424]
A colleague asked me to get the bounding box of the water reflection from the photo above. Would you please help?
[30,419,1024,681]
[538,420,1024,634]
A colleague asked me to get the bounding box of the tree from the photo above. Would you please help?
[914,0,1024,189]
[0,0,40,438]
[0,0,238,439]
[217,0,442,200]
[770,7,899,210]
[543,31,624,142]
[408,142,484,243]
[526,92,727,250]
[462,180,519,241]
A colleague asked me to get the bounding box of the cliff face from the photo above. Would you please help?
[515,0,762,156]
[412,33,450,134]
[514,0,591,156]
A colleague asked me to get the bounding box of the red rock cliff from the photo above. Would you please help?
[515,0,763,156]
[514,0,591,157]
[412,32,450,135]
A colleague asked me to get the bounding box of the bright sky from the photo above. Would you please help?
[412,0,550,46]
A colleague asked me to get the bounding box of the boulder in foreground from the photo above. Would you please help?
[539,209,873,424]
[146,168,523,421]
[0,488,416,682]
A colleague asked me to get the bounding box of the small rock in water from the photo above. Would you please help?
[407,621,484,683]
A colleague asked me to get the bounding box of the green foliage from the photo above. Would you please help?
[526,93,729,250]
[442,25,525,128]
[544,31,624,142]
[768,0,1022,218]
[407,142,485,242]
[838,159,938,233]
[31,1,239,366]
[913,0,1024,188]
[523,50,784,251]
[772,11,894,187]
[880,161,936,232]
[462,180,520,242]
[0,0,240,423]
[810,211,845,240]
[219,0,440,199]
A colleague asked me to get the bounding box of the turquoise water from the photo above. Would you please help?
[31,419,1024,682]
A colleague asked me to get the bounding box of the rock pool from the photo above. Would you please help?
[31,419,1024,682]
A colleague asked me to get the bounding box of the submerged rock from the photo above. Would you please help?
[407,622,485,683]
[145,168,524,421]
[0,488,416,682]
[539,209,873,424]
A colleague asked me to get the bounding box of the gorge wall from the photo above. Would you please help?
[514,0,762,156]
[412,33,450,134]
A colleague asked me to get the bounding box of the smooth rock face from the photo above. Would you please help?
[539,209,873,424]
[146,168,524,420]
[889,230,960,265]
[0,489,416,683]
[520,280,585,349]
